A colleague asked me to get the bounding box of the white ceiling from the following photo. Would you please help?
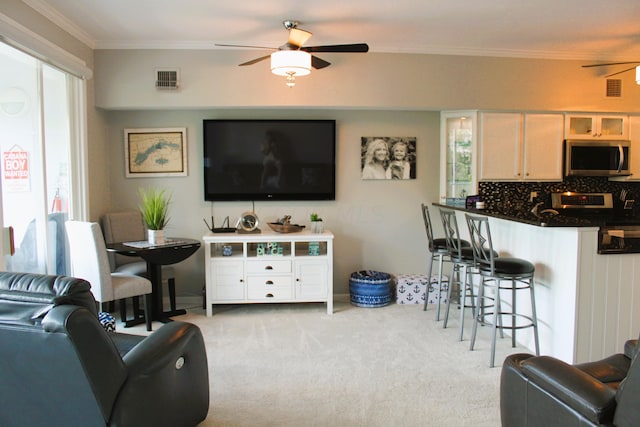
[24,0,640,62]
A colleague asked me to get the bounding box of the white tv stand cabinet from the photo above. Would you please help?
[203,230,334,316]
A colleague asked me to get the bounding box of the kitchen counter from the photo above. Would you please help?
[433,202,640,228]
[431,204,640,365]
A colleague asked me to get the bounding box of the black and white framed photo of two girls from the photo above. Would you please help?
[360,136,416,180]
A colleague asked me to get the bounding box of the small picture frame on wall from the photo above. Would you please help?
[124,127,188,177]
[361,136,416,180]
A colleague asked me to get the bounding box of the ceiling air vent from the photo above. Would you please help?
[606,79,622,97]
[155,68,179,90]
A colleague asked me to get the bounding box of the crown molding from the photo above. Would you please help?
[0,11,92,78]
[22,0,95,49]
[19,0,633,63]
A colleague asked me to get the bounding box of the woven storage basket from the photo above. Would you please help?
[349,270,391,308]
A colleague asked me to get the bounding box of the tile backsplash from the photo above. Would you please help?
[478,177,640,215]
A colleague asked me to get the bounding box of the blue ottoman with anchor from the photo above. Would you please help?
[349,270,392,308]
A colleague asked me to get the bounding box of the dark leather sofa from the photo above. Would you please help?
[500,336,640,426]
[0,271,209,427]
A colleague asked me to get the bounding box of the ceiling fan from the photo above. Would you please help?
[216,20,369,87]
[581,61,640,83]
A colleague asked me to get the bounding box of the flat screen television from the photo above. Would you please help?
[203,119,336,201]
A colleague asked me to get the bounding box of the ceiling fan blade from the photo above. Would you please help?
[604,66,638,78]
[312,55,331,70]
[302,43,369,53]
[239,55,271,66]
[288,28,312,48]
[216,43,276,50]
[582,61,640,68]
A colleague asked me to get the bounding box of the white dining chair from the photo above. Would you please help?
[65,220,152,331]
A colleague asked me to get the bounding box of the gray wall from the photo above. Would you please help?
[106,109,440,296]
[94,49,640,112]
[94,49,640,296]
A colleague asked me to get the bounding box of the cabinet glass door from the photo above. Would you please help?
[566,115,626,138]
[441,112,476,204]
[567,116,594,137]
[600,117,624,137]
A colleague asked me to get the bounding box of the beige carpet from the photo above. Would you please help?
[120,296,528,426]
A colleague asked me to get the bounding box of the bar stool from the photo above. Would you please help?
[421,203,450,320]
[465,213,540,368]
[439,208,478,340]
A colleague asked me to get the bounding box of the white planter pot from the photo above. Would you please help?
[148,229,165,245]
[311,221,324,233]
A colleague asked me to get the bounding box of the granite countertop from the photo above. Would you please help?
[433,202,604,228]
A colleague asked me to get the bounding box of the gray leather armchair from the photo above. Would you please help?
[500,337,640,427]
[0,271,209,427]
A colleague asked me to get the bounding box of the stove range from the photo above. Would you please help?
[549,192,640,253]
[551,191,613,212]
[538,192,614,226]
[545,191,638,227]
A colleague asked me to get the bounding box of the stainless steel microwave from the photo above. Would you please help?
[564,139,631,176]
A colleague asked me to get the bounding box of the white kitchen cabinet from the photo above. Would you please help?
[565,113,628,139]
[439,111,478,204]
[479,112,522,180]
[523,114,565,180]
[479,112,564,181]
[203,230,334,316]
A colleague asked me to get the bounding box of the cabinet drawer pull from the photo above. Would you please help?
[265,265,273,270]
[265,293,274,298]
[265,280,274,285]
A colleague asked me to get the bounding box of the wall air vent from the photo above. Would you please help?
[155,68,179,89]
[606,79,622,97]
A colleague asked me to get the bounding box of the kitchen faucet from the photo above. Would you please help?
[531,201,559,218]
[531,201,545,216]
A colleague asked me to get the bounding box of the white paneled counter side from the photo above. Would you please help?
[445,208,640,364]
[203,230,334,316]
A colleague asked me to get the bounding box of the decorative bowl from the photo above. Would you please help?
[267,222,305,233]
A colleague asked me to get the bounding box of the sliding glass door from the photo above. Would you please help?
[0,42,82,274]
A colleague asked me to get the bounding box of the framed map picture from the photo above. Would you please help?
[124,128,188,177]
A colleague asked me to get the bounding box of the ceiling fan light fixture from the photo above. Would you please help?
[270,50,311,77]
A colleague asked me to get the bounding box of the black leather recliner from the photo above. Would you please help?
[500,336,640,427]
[0,271,209,427]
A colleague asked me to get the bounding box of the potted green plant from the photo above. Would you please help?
[310,212,324,233]
[139,188,171,244]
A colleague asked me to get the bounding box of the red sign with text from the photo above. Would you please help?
[3,151,30,192]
